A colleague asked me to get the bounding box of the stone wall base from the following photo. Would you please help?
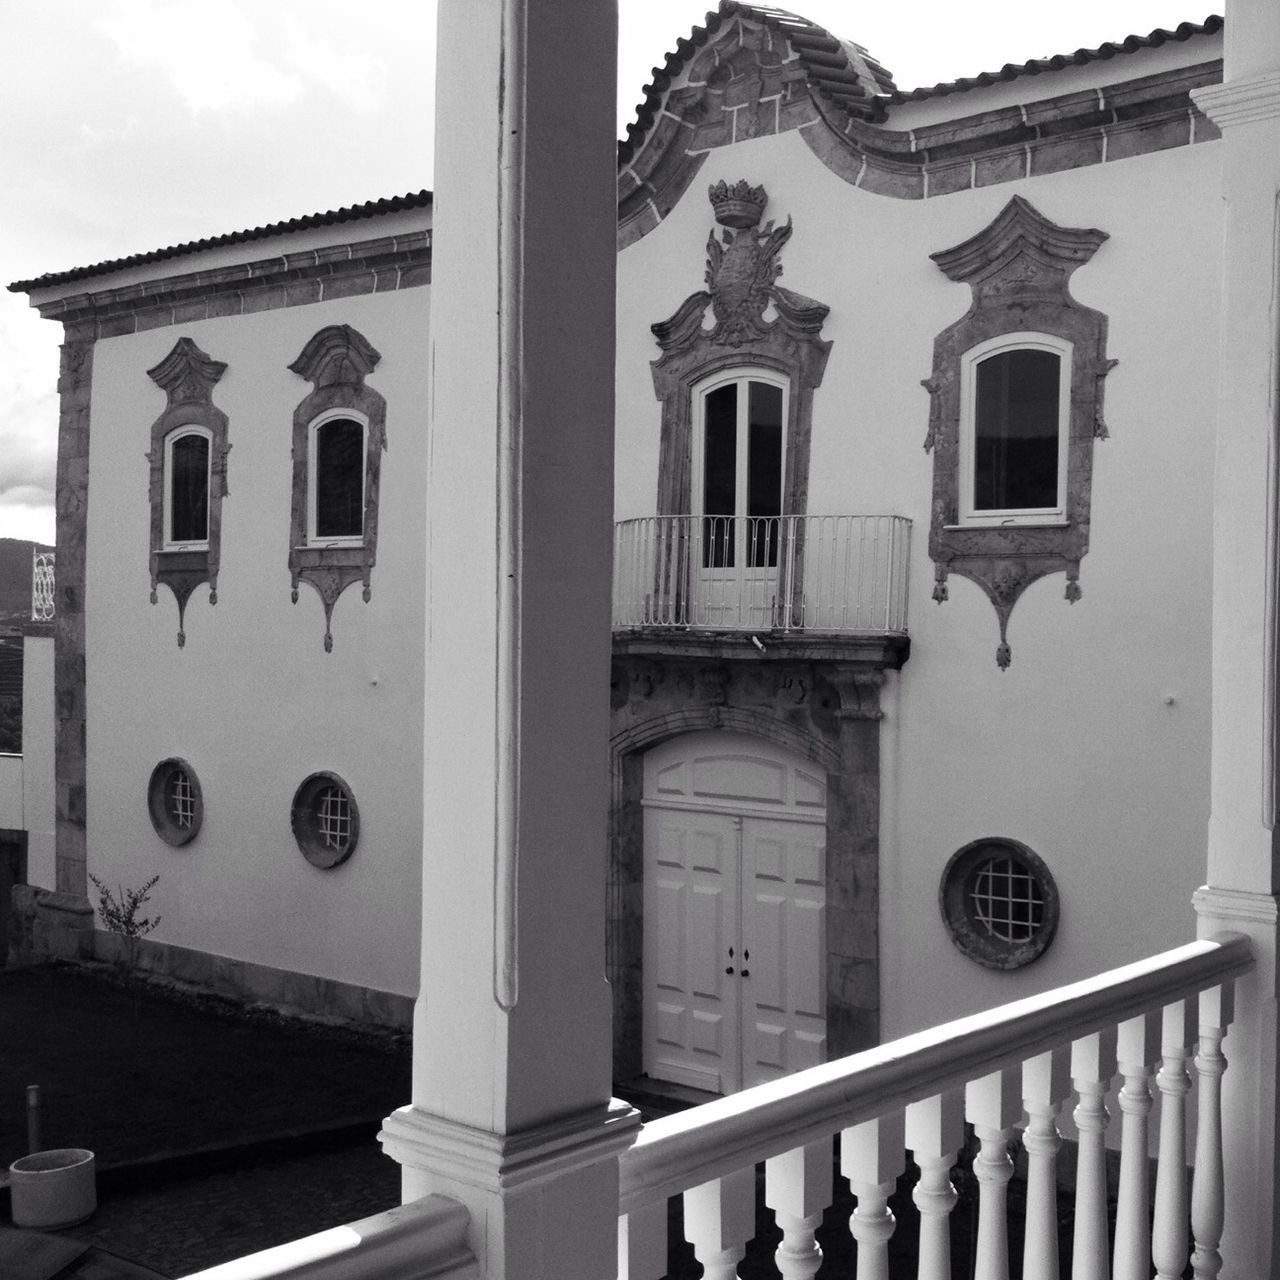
[8,887,412,1033]
[9,885,94,963]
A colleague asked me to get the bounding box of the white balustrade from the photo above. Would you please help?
[617,935,1251,1280]
[611,515,911,634]
[905,1090,964,1280]
[1070,1026,1117,1280]
[176,1194,477,1280]
[765,1140,832,1280]
[1022,1049,1071,1280]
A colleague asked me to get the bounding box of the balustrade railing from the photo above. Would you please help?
[612,515,910,633]
[31,548,54,622]
[618,934,1253,1280]
[177,1194,478,1280]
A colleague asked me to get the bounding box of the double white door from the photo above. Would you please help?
[642,800,827,1094]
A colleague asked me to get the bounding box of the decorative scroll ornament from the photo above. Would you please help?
[923,196,1116,669]
[287,325,387,652]
[146,337,231,647]
[648,181,832,524]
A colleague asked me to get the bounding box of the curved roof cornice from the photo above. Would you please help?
[617,4,1223,248]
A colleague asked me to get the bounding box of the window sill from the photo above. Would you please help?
[945,519,1070,531]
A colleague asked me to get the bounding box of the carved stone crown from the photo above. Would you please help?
[709,178,767,229]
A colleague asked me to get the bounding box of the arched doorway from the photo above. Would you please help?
[642,730,827,1094]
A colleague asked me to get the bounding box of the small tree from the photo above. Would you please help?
[88,873,161,939]
[88,873,161,1073]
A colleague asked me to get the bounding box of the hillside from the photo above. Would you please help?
[0,537,54,631]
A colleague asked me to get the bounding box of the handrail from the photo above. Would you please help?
[619,933,1253,1212]
[177,1194,478,1280]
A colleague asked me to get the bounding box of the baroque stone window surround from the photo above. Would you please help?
[146,337,231,648]
[288,325,387,652]
[651,181,831,558]
[922,195,1115,669]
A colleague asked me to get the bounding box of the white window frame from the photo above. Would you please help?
[162,424,213,551]
[958,331,1072,527]
[690,367,789,522]
[306,408,368,548]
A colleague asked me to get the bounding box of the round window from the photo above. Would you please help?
[291,772,359,869]
[939,838,1059,970]
[147,758,203,847]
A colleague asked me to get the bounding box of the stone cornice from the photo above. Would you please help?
[1191,70,1280,129]
[612,629,910,669]
[620,57,1222,247]
[33,230,432,337]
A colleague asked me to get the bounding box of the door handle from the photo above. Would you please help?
[741,968,750,978]
[725,966,735,975]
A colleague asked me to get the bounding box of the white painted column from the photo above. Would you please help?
[379,4,639,1279]
[1191,2,1280,1275]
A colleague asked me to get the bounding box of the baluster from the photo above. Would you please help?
[1023,1048,1071,1280]
[1071,1027,1118,1280]
[966,1069,1020,1280]
[1153,998,1197,1280]
[1114,1012,1161,1280]
[618,1200,668,1280]
[684,1166,756,1280]
[842,1111,906,1280]
[906,1090,965,1280]
[766,1140,833,1280]
[1191,982,1234,1280]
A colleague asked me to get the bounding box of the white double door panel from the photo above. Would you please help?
[643,802,827,1094]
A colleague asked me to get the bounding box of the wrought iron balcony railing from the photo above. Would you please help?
[612,515,910,634]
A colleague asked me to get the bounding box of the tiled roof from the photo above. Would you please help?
[8,190,433,294]
[619,2,897,165]
[891,16,1223,102]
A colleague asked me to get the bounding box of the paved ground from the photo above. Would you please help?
[1,962,411,1277]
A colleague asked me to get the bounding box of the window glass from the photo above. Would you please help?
[169,433,210,544]
[703,384,737,568]
[314,418,365,539]
[747,381,782,567]
[973,349,1060,511]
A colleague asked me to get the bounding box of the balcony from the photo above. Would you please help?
[612,516,911,637]
[182,932,1252,1280]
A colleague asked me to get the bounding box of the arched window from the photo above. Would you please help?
[308,413,367,544]
[694,371,786,569]
[163,426,212,548]
[959,333,1071,525]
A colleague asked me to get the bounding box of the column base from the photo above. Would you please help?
[380,1098,640,1280]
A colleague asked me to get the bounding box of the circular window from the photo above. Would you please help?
[147,758,203,847]
[939,838,1059,970]
[291,772,359,869]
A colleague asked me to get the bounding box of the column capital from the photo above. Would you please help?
[1192,72,1280,130]
[380,1098,640,1195]
[1194,884,1280,929]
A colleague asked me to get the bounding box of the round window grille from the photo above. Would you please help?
[291,772,359,869]
[939,838,1059,970]
[147,758,203,847]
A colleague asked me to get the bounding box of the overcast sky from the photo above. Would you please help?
[0,0,1205,545]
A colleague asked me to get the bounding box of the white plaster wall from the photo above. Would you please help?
[84,287,429,997]
[616,126,1221,1037]
[0,755,20,830]
[21,633,55,889]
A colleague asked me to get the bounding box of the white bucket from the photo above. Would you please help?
[9,1148,97,1228]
